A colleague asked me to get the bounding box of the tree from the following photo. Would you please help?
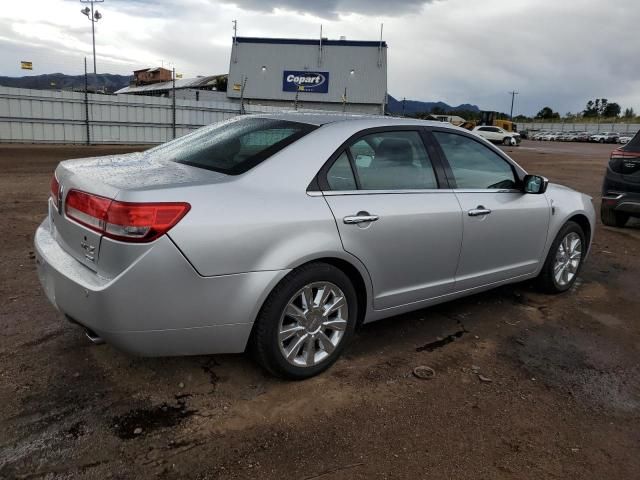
[623,107,635,119]
[535,106,559,119]
[583,98,610,117]
[603,102,621,118]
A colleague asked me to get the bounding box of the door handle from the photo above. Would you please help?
[468,206,492,217]
[343,214,379,224]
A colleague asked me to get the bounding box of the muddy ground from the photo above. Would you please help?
[0,141,638,479]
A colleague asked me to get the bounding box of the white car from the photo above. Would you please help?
[619,135,633,144]
[472,126,521,146]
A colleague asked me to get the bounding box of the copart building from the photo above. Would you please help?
[117,36,388,115]
[227,37,388,114]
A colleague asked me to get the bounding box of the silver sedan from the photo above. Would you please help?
[35,113,595,379]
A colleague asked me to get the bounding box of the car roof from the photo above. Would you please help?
[248,111,446,128]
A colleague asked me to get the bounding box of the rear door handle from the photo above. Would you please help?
[468,206,492,217]
[343,214,379,224]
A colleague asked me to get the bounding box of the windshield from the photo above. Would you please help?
[146,116,317,175]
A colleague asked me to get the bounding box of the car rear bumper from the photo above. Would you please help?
[602,192,640,215]
[34,218,289,356]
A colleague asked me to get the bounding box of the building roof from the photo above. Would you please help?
[115,75,222,94]
[235,36,388,48]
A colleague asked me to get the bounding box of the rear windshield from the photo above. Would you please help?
[623,131,640,153]
[147,117,317,175]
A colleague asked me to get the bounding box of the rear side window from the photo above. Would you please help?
[326,152,357,190]
[433,131,517,189]
[348,131,438,190]
[147,117,316,175]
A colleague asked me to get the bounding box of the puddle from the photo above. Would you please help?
[416,326,468,352]
[111,402,195,440]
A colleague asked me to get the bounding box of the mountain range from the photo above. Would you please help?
[0,73,131,92]
[0,74,480,114]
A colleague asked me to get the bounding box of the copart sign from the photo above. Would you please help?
[282,71,329,93]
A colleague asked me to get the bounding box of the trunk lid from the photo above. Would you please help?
[51,151,229,272]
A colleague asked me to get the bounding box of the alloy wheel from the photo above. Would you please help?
[278,282,348,367]
[553,232,582,287]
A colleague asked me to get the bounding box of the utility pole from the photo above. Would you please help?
[232,20,238,63]
[402,97,406,117]
[172,67,176,139]
[84,58,90,145]
[80,0,104,76]
[509,90,519,120]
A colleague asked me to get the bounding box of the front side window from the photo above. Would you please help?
[433,131,517,189]
[147,117,316,175]
[346,131,438,190]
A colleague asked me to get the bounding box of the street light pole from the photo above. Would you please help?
[80,0,104,76]
[509,90,519,120]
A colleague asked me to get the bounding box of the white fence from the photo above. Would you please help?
[0,86,285,144]
[520,122,640,135]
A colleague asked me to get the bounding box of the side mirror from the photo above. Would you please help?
[523,174,549,194]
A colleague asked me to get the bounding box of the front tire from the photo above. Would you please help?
[601,204,629,227]
[503,137,511,146]
[535,221,586,293]
[251,262,358,379]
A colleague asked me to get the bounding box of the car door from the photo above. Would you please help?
[430,129,550,291]
[319,128,463,310]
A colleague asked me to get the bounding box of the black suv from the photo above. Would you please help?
[601,130,640,227]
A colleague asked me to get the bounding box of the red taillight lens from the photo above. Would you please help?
[65,189,190,243]
[50,174,60,208]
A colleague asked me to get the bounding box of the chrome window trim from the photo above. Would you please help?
[452,188,523,194]
[316,189,455,196]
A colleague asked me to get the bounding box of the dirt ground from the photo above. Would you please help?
[0,141,639,479]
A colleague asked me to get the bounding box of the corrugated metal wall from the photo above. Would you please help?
[0,86,286,144]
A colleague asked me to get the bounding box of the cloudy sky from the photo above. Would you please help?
[0,0,638,115]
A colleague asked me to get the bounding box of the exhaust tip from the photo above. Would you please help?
[85,328,105,345]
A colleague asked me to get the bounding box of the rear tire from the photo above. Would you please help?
[251,262,358,380]
[599,138,605,144]
[535,221,586,294]
[601,204,629,227]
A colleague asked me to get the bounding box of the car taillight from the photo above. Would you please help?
[50,174,60,208]
[65,189,190,242]
[609,149,640,175]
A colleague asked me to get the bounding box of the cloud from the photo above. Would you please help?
[221,0,434,18]
[1,0,639,116]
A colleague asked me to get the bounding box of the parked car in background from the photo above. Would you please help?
[35,113,595,379]
[542,132,563,141]
[601,130,640,227]
[574,132,591,142]
[590,132,619,143]
[618,135,633,145]
[472,126,521,146]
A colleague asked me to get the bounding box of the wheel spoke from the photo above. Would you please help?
[317,331,335,354]
[315,286,333,309]
[285,304,306,323]
[286,333,308,361]
[322,318,347,331]
[304,336,316,366]
[323,296,346,317]
[279,325,305,342]
[555,264,566,284]
[301,287,314,311]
